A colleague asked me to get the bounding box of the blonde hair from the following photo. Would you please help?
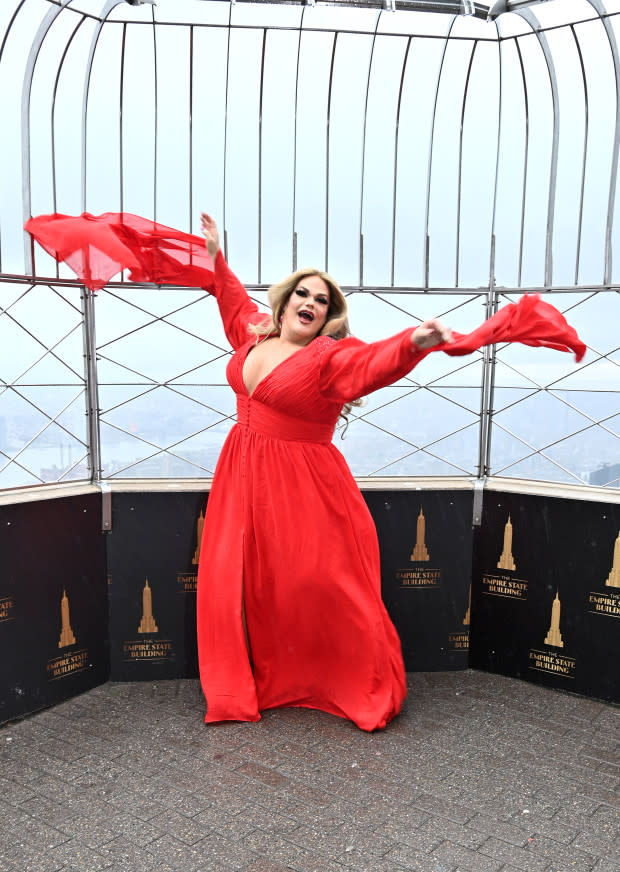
[249,267,349,341]
[248,267,361,433]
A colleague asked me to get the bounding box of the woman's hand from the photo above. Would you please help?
[411,319,453,349]
[200,212,220,261]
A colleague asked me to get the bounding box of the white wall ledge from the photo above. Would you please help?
[0,476,618,505]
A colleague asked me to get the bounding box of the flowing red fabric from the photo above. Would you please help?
[25,211,585,362]
[24,212,215,291]
[441,293,586,362]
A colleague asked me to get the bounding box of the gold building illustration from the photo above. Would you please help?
[544,590,564,648]
[497,515,516,571]
[192,508,205,565]
[605,530,620,588]
[463,584,471,626]
[410,508,430,562]
[58,589,76,648]
[138,578,159,634]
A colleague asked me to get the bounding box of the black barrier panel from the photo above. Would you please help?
[0,493,108,724]
[470,492,620,704]
[107,491,207,682]
[364,490,474,671]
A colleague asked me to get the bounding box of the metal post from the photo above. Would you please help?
[81,287,102,483]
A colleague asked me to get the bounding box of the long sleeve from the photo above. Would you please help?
[317,330,427,405]
[208,251,271,350]
[318,292,586,405]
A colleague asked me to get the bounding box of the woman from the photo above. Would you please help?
[23,209,585,729]
[197,212,452,731]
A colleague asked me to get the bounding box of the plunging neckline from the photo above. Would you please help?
[242,338,311,399]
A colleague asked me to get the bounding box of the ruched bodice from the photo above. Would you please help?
[236,394,335,443]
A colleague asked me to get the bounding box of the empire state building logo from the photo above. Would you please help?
[58,589,76,648]
[410,509,430,561]
[138,579,159,634]
[544,590,564,648]
[588,529,620,619]
[192,508,205,566]
[497,515,516,571]
[529,587,575,679]
[122,578,174,663]
[396,506,440,589]
[605,531,620,588]
[48,589,88,680]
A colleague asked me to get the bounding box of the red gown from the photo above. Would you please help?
[195,252,433,731]
[23,211,587,729]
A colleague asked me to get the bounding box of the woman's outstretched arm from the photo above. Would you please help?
[317,323,452,405]
[200,212,269,350]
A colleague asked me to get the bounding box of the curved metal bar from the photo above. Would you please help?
[390,35,412,286]
[150,2,157,219]
[188,25,193,232]
[325,30,338,272]
[0,0,27,64]
[222,1,233,259]
[80,0,127,213]
[21,0,73,272]
[488,17,502,283]
[1,0,28,272]
[423,14,457,288]
[519,9,560,288]
[584,0,620,285]
[514,38,529,287]
[358,10,383,286]
[258,28,267,282]
[480,20,503,478]
[570,24,588,286]
[50,16,87,282]
[79,0,128,481]
[455,38,477,287]
[291,5,308,270]
[119,22,127,213]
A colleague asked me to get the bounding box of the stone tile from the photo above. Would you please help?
[416,817,487,851]
[235,761,290,788]
[431,840,503,872]
[145,808,206,845]
[410,791,476,824]
[572,831,620,862]
[145,834,211,872]
[243,829,342,871]
[587,806,620,838]
[465,813,531,847]
[4,817,69,852]
[476,836,550,872]
[47,839,113,872]
[383,842,458,871]
[98,836,178,872]
[526,834,600,872]
[276,779,333,807]
[591,861,620,872]
[293,821,397,859]
[229,804,300,835]
[246,861,291,872]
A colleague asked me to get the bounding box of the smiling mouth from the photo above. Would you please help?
[298,310,314,323]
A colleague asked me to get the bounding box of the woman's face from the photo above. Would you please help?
[280,275,330,343]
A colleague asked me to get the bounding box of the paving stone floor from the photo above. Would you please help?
[0,670,618,872]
